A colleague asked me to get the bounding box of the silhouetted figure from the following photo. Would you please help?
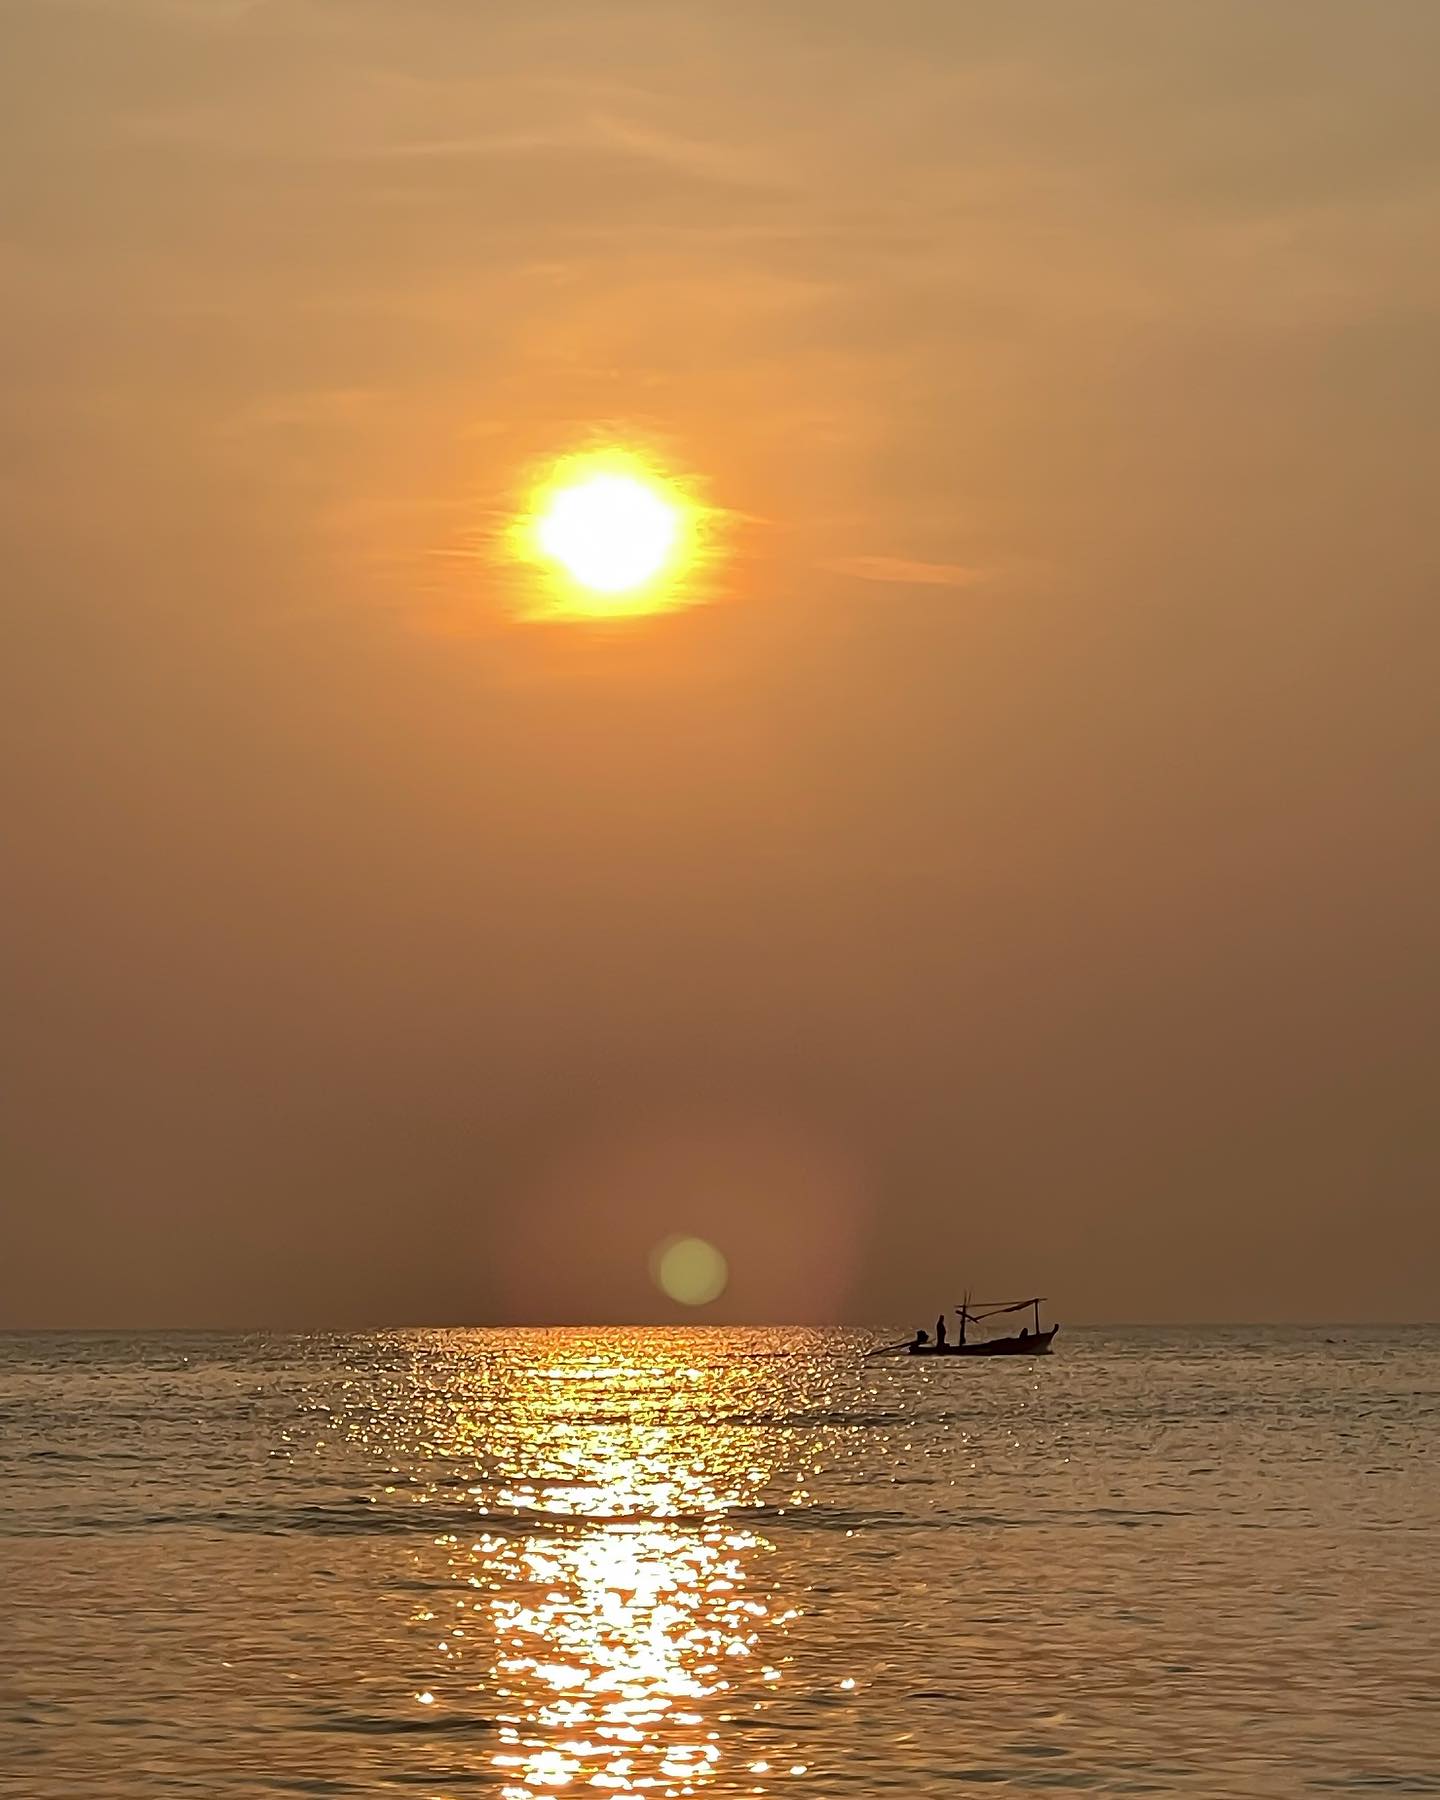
[1019,1326,1028,1339]
[909,1328,929,1355]
[935,1314,948,1349]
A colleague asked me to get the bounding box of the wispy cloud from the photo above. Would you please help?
[821,555,985,589]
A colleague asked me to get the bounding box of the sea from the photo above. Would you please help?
[2,1327,1436,1799]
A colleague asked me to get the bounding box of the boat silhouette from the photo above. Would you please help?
[874,1296,1059,1358]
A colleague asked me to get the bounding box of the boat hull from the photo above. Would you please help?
[909,1326,1059,1357]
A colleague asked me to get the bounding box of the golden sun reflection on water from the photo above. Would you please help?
[382,1338,804,1797]
[482,1517,771,1794]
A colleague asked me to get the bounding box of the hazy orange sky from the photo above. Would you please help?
[3,1,1437,1324]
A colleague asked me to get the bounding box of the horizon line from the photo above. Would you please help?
[2,1318,1437,1334]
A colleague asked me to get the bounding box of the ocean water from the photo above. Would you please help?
[2,1327,1436,1798]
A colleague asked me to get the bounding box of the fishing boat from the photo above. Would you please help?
[869,1296,1059,1358]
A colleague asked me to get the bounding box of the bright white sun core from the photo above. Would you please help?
[514,450,700,617]
[537,471,680,595]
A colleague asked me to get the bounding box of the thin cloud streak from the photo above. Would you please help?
[821,555,987,590]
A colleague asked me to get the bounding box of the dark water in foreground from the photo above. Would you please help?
[1,1327,1437,1798]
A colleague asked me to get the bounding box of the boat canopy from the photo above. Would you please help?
[964,1297,1046,1320]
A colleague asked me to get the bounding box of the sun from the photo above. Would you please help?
[539,471,679,595]
[516,450,700,618]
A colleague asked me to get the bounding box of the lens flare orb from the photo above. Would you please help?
[650,1235,729,1308]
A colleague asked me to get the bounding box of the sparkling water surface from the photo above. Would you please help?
[2,1327,1437,1797]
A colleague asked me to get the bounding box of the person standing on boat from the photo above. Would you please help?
[935,1313,948,1350]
